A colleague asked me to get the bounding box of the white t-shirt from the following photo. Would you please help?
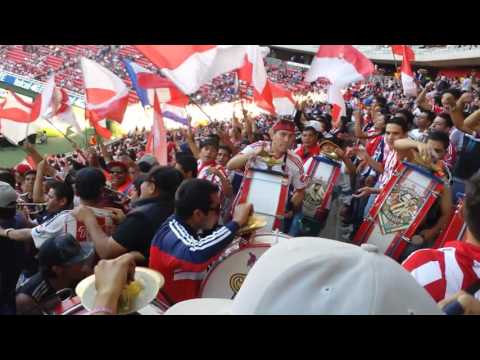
[240,141,307,191]
[31,208,114,248]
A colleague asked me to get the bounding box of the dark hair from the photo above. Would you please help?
[49,181,74,209]
[0,170,15,188]
[75,167,106,201]
[137,162,153,173]
[218,145,232,156]
[441,88,462,100]
[375,95,387,107]
[133,174,147,195]
[386,117,409,134]
[436,112,453,128]
[395,109,414,128]
[200,138,219,151]
[24,170,37,178]
[427,131,450,150]
[318,115,332,133]
[422,110,436,123]
[175,154,198,178]
[465,173,480,242]
[175,179,219,220]
[146,166,184,201]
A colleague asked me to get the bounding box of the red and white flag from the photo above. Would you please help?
[400,46,418,97]
[238,45,275,114]
[0,90,36,123]
[0,90,37,145]
[390,45,415,61]
[305,45,374,87]
[137,73,190,107]
[31,76,83,133]
[135,45,247,94]
[305,45,374,128]
[81,57,129,138]
[269,81,295,116]
[146,91,168,166]
[327,86,346,128]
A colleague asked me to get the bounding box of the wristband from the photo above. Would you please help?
[88,307,114,315]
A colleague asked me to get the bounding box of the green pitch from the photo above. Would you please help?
[0,134,89,168]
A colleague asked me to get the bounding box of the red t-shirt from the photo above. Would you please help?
[295,144,321,164]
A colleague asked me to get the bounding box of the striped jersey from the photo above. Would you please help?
[149,215,239,304]
[402,241,480,302]
[241,141,307,191]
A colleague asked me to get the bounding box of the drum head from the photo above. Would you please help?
[250,232,291,245]
[200,245,270,299]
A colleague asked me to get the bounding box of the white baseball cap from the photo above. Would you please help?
[305,121,322,133]
[165,238,442,315]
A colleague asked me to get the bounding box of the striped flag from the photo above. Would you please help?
[147,91,168,166]
[400,46,418,97]
[135,45,248,94]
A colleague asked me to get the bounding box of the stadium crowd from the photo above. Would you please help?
[2,51,480,315]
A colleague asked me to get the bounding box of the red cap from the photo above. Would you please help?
[272,120,296,133]
[15,164,32,176]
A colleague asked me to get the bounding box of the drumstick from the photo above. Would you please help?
[442,280,480,315]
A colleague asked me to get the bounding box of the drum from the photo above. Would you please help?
[200,244,270,299]
[302,155,342,222]
[249,231,291,245]
[353,161,445,261]
[434,195,467,248]
[50,290,88,315]
[233,168,289,231]
[135,299,169,315]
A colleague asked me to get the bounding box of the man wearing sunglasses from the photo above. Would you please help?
[149,179,252,305]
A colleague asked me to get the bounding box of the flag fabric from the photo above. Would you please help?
[148,92,168,166]
[305,45,375,87]
[122,59,151,107]
[137,74,190,108]
[81,57,129,139]
[305,45,374,129]
[400,47,418,97]
[0,90,36,123]
[0,118,37,145]
[135,45,248,94]
[268,81,295,116]
[238,45,275,114]
[391,45,415,61]
[31,76,83,133]
[327,85,347,128]
[161,103,189,126]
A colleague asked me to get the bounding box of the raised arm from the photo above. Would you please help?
[415,82,434,111]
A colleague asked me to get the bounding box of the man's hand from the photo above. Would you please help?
[233,203,253,227]
[104,207,126,225]
[352,186,376,199]
[425,81,435,92]
[72,205,96,223]
[459,92,474,105]
[334,148,346,159]
[419,228,437,244]
[93,252,146,314]
[438,290,480,315]
[416,143,433,163]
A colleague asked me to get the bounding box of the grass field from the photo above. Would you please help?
[0,134,89,168]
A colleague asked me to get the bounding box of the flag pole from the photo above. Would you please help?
[44,118,77,147]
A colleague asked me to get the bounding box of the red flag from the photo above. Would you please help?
[149,91,168,166]
[400,47,417,97]
[390,45,415,61]
[137,73,190,107]
[135,45,247,94]
[0,90,36,123]
[237,45,275,114]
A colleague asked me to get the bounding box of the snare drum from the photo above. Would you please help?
[200,244,270,299]
[233,168,290,231]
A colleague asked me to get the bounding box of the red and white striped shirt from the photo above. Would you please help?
[241,141,307,191]
[377,146,399,188]
[402,241,480,302]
